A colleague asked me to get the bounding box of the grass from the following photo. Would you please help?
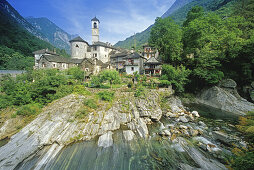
[97,90,115,102]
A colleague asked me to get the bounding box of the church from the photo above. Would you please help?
[69,17,119,63]
[33,17,119,75]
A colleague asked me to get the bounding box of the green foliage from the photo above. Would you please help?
[161,65,190,93]
[83,99,97,109]
[149,17,183,65]
[67,67,85,81]
[99,70,121,87]
[16,103,42,116]
[134,85,145,97]
[97,91,115,102]
[231,152,254,170]
[90,70,121,88]
[73,85,91,96]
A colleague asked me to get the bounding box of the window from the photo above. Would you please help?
[94,46,97,51]
[53,64,56,68]
[94,53,97,57]
[131,67,134,71]
[42,63,46,68]
[85,68,89,72]
[94,22,97,29]
[76,44,79,48]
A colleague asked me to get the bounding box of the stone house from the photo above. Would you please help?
[123,52,145,75]
[144,57,162,76]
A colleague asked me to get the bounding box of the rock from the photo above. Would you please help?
[136,118,149,138]
[191,111,200,117]
[123,130,135,141]
[98,131,113,148]
[171,106,182,113]
[163,130,171,136]
[179,112,185,116]
[159,122,165,130]
[159,131,165,136]
[190,129,199,137]
[179,116,188,123]
[197,86,254,115]
[187,114,195,121]
[179,125,188,129]
[198,121,206,127]
[220,79,237,88]
[251,82,254,89]
[214,127,220,131]
[212,131,238,145]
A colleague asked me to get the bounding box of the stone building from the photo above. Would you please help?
[69,36,91,59]
[123,52,145,75]
[144,57,162,76]
[69,17,118,63]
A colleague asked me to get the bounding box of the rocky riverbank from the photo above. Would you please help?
[0,87,251,169]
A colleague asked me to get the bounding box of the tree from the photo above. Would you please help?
[99,70,121,88]
[183,6,205,27]
[160,65,190,93]
[67,67,85,81]
[149,17,183,66]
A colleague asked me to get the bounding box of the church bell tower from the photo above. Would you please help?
[91,17,100,44]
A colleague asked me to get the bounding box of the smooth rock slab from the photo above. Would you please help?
[98,131,113,148]
[123,130,135,141]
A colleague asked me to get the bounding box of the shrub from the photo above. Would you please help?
[231,152,254,170]
[97,91,115,101]
[73,85,91,96]
[134,85,145,97]
[83,99,97,109]
[90,75,102,87]
[16,103,42,116]
[161,64,190,93]
[67,67,85,81]
[99,70,121,88]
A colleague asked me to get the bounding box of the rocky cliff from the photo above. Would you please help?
[196,79,254,115]
[0,87,247,169]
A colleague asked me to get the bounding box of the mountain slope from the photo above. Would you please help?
[115,0,235,49]
[26,17,74,54]
[0,0,70,70]
[162,0,193,18]
[0,0,48,41]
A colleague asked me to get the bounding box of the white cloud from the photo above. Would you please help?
[48,0,176,44]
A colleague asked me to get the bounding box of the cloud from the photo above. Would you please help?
[48,0,176,44]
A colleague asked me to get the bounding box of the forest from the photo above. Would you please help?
[149,0,254,95]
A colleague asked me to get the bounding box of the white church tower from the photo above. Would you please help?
[91,17,100,44]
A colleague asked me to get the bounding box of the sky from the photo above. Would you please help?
[8,0,175,44]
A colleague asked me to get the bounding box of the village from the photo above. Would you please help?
[33,17,162,78]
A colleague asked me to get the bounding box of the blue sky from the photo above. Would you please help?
[8,0,175,44]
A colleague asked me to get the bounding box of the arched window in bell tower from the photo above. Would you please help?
[94,22,97,29]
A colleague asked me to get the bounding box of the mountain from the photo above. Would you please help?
[26,17,75,54]
[114,0,235,49]
[161,0,193,18]
[0,0,70,70]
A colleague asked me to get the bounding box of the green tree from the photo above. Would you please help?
[160,65,190,93]
[67,67,85,81]
[183,6,205,27]
[149,17,183,65]
[99,70,121,88]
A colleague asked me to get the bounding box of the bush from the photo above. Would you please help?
[161,64,190,93]
[16,103,42,116]
[73,85,91,96]
[67,67,85,81]
[83,99,97,109]
[134,85,145,97]
[231,152,254,170]
[97,91,115,101]
[90,75,102,87]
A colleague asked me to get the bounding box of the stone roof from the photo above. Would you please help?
[110,52,129,58]
[42,55,84,64]
[144,57,161,65]
[91,17,100,23]
[69,36,89,44]
[91,41,116,49]
[123,52,143,59]
[33,49,58,55]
